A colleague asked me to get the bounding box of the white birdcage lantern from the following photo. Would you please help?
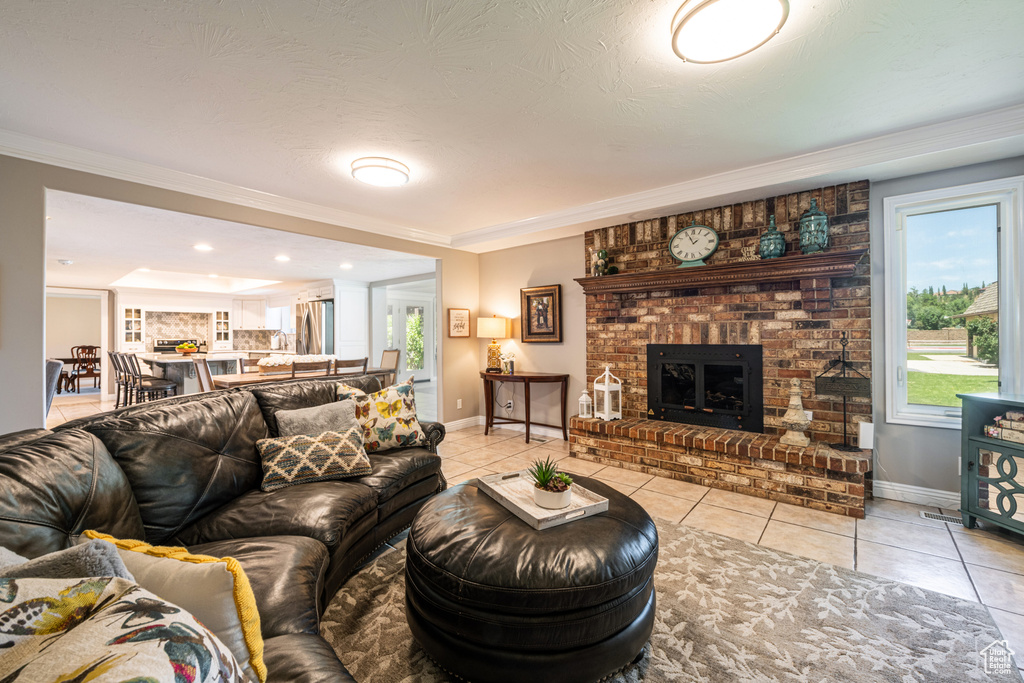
[578,389,593,418]
[593,366,622,421]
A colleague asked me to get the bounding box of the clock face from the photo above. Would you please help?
[669,224,719,265]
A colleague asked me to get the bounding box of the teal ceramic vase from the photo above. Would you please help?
[798,198,829,254]
[758,215,785,259]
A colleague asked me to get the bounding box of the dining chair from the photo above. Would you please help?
[237,357,260,373]
[69,345,101,393]
[124,353,177,402]
[193,358,215,393]
[291,360,332,377]
[379,348,400,386]
[44,359,63,416]
[333,357,368,376]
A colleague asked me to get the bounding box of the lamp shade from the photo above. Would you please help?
[477,316,507,339]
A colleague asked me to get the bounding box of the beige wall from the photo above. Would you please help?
[45,295,101,358]
[477,236,587,431]
[0,154,480,433]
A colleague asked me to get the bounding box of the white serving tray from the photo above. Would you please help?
[476,470,609,530]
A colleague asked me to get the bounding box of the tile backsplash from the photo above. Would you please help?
[233,330,274,350]
[145,312,211,349]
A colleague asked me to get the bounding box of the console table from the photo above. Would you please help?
[480,371,569,443]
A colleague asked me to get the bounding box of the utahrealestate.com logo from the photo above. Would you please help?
[981,639,1015,675]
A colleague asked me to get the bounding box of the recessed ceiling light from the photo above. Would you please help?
[209,274,219,278]
[275,255,290,262]
[194,244,214,252]
[139,267,151,272]
[57,259,73,266]
[339,263,353,270]
[351,157,410,187]
[671,0,788,64]
[46,216,52,220]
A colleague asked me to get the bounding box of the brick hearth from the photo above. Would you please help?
[571,182,873,518]
[570,417,871,517]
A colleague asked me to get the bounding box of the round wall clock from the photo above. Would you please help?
[669,221,719,267]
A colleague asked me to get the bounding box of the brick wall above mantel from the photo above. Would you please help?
[580,181,872,444]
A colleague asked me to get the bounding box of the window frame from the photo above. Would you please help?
[883,175,1024,429]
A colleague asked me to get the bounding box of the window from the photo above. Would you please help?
[884,176,1024,428]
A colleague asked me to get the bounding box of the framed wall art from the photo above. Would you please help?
[448,308,470,337]
[520,284,562,343]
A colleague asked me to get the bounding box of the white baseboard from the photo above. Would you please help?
[441,416,567,442]
[872,480,960,509]
[443,416,485,432]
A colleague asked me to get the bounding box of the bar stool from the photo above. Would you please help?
[108,351,133,408]
[124,353,178,402]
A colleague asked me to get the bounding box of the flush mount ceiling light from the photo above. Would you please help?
[339,263,353,270]
[351,157,410,187]
[671,0,788,63]
[193,243,214,252]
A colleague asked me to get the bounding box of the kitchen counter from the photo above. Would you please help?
[136,352,247,364]
[137,353,245,394]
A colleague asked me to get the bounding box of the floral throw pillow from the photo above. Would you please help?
[337,376,425,453]
[0,576,246,682]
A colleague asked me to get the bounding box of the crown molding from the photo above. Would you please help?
[0,129,452,248]
[452,104,1024,248]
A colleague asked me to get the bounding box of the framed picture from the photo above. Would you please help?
[520,284,562,343]
[448,308,470,337]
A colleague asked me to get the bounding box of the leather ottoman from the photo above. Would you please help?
[405,476,658,683]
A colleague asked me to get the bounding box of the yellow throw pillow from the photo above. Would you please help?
[83,531,266,683]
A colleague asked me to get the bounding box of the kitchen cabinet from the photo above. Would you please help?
[211,310,232,350]
[232,299,267,330]
[122,308,145,351]
[307,285,333,300]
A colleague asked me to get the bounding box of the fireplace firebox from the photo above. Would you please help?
[647,344,763,433]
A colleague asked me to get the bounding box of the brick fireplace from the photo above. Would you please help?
[570,182,874,517]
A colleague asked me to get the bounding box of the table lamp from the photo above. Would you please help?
[477,316,508,373]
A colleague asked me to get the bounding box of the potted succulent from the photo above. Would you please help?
[528,456,573,509]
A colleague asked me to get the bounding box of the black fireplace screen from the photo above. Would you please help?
[647,344,763,433]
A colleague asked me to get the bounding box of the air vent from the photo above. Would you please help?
[920,511,963,525]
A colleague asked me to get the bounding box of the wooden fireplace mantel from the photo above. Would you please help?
[575,249,867,295]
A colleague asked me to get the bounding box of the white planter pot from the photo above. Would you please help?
[534,487,572,510]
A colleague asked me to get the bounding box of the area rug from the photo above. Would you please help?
[321,521,1021,682]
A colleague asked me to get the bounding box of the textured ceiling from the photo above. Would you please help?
[3,0,1024,245]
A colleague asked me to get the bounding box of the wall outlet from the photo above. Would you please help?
[804,410,813,422]
[505,400,514,410]
[456,399,462,410]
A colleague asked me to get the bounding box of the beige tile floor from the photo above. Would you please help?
[47,392,116,428]
[441,425,1024,673]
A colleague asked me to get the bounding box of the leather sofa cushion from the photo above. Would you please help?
[262,634,355,683]
[251,376,382,437]
[80,392,268,544]
[407,478,658,613]
[353,448,441,505]
[189,535,329,639]
[175,481,378,551]
[0,429,145,558]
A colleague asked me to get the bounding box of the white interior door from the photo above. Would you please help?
[386,296,435,383]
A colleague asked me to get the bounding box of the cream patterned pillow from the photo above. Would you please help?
[256,427,372,491]
[337,376,425,453]
[0,576,247,682]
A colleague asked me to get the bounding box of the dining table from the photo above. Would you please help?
[211,367,392,389]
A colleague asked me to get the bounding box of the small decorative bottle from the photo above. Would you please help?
[798,198,830,254]
[758,215,785,259]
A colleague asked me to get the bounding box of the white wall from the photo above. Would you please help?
[478,236,587,432]
[45,295,101,358]
[869,155,1024,497]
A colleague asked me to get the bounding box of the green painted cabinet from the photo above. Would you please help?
[958,392,1024,535]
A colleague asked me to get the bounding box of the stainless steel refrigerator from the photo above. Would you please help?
[296,300,334,355]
